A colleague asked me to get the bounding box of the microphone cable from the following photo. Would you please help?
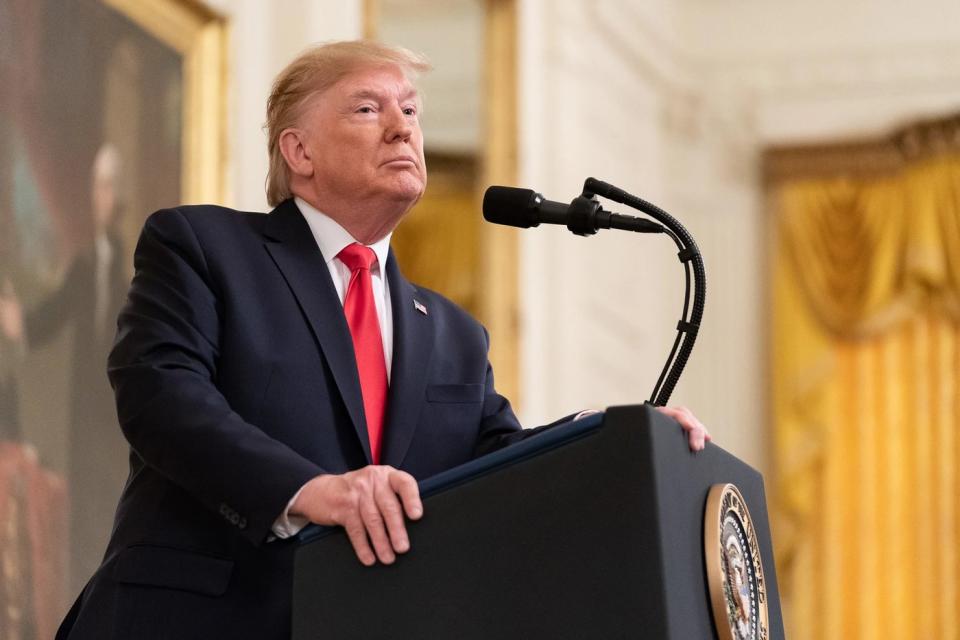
[582,178,705,406]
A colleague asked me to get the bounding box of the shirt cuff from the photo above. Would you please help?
[573,409,602,421]
[270,483,311,540]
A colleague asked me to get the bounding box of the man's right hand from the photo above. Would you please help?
[290,466,423,566]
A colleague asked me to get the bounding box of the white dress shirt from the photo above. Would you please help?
[271,197,394,539]
[295,197,394,379]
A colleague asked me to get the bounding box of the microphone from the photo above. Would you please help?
[482,186,664,236]
[481,178,706,408]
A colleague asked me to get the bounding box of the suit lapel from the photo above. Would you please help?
[262,200,372,463]
[381,251,434,468]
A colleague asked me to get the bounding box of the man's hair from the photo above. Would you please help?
[265,40,431,207]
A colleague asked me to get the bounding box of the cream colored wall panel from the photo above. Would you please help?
[519,0,694,424]
[519,0,960,474]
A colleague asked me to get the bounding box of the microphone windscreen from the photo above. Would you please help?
[482,186,539,228]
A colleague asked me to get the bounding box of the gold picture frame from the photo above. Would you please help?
[103,0,228,203]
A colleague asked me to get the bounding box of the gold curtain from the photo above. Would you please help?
[770,118,960,639]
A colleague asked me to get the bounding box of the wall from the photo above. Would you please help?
[683,0,960,144]
[517,0,763,465]
[517,0,960,472]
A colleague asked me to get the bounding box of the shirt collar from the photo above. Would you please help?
[294,197,392,273]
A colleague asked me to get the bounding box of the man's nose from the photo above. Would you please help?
[384,106,414,142]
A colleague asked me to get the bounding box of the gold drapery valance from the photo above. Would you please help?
[764,113,960,183]
[768,112,960,639]
[775,152,960,338]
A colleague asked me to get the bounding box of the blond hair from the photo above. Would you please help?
[265,40,431,206]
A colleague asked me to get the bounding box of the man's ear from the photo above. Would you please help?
[278,128,314,178]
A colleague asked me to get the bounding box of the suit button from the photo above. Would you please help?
[238,517,248,530]
[219,503,230,516]
[230,513,240,525]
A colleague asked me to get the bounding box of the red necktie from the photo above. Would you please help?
[338,243,388,464]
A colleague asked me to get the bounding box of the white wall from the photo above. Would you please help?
[519,0,690,420]
[517,0,758,459]
[682,0,960,144]
[517,0,960,472]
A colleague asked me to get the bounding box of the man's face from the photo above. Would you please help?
[300,64,427,211]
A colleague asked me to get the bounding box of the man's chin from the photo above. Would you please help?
[383,179,426,205]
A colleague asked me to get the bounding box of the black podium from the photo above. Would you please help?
[292,405,784,639]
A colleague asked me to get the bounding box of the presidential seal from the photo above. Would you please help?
[704,483,768,640]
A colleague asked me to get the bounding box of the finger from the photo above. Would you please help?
[696,427,708,450]
[389,470,423,521]
[655,405,695,433]
[654,405,687,424]
[656,406,707,451]
[693,417,709,450]
[358,491,395,564]
[686,418,706,451]
[675,409,701,446]
[343,515,376,567]
[374,479,410,555]
[690,428,705,451]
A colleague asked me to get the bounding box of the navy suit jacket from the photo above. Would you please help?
[58,200,534,639]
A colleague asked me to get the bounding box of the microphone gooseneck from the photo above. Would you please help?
[482,179,706,406]
[582,178,706,406]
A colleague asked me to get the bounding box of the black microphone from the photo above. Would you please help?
[482,186,664,236]
[483,178,706,407]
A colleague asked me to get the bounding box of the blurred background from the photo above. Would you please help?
[1,0,958,637]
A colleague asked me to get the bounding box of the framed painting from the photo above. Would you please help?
[0,0,226,634]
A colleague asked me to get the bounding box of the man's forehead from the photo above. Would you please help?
[335,66,419,100]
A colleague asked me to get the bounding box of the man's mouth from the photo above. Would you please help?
[382,156,417,167]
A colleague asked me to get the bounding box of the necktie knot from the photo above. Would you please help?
[338,243,377,272]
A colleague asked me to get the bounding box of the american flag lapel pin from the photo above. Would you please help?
[414,299,428,315]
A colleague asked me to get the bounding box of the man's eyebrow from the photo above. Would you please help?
[347,89,383,101]
[346,88,419,102]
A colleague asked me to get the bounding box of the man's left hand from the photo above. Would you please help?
[655,405,711,452]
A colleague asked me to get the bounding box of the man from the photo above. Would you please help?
[56,41,709,639]
[0,144,129,596]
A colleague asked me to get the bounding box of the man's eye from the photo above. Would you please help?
[402,107,417,116]
[356,106,375,114]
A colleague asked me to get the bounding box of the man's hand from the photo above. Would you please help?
[0,279,24,343]
[655,405,711,452]
[291,466,423,566]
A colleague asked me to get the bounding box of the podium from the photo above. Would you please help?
[292,405,785,639]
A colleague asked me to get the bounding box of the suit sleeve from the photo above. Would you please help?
[108,209,324,545]
[471,331,576,457]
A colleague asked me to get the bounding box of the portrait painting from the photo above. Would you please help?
[0,0,224,635]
